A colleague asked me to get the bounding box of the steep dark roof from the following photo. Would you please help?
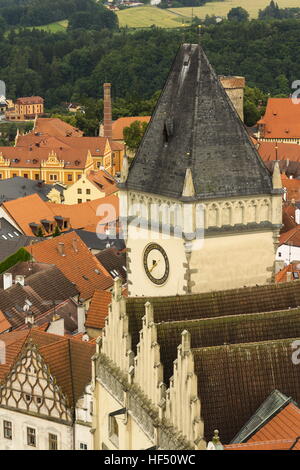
[0,264,79,329]
[74,229,125,252]
[193,339,300,444]
[126,280,300,352]
[95,247,127,283]
[124,44,272,200]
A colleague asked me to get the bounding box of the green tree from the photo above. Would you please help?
[123,121,148,153]
[227,7,249,22]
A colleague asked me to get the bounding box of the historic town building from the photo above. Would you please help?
[5,96,44,121]
[92,277,300,449]
[0,330,94,450]
[119,44,282,297]
[0,117,124,183]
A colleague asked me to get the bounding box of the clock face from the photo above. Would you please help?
[143,243,169,285]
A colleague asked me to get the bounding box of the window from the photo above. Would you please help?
[68,174,72,181]
[49,433,58,450]
[3,421,12,440]
[35,174,39,180]
[80,443,88,450]
[77,175,81,180]
[109,416,119,447]
[24,174,28,178]
[86,199,91,202]
[77,188,82,194]
[78,199,82,204]
[86,189,91,195]
[27,427,36,447]
[278,252,282,257]
[0,174,2,179]
[50,174,57,181]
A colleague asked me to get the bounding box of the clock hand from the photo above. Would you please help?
[149,259,160,273]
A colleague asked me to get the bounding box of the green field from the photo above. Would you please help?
[117,6,191,28]
[117,0,300,28]
[32,20,68,32]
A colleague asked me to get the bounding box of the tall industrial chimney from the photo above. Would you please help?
[103,83,112,140]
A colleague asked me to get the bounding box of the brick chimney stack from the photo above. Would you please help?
[103,83,112,140]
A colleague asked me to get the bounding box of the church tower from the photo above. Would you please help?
[119,44,282,297]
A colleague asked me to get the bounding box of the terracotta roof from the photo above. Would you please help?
[16,96,44,105]
[276,263,300,283]
[258,98,300,139]
[0,145,91,170]
[2,193,119,236]
[0,309,11,333]
[87,169,118,196]
[258,141,300,162]
[112,116,150,140]
[281,176,300,202]
[85,290,112,329]
[281,204,297,233]
[33,117,82,137]
[279,226,300,247]
[248,402,300,443]
[225,439,300,450]
[0,329,95,408]
[25,231,113,300]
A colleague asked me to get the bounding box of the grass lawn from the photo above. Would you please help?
[169,0,300,20]
[117,6,190,28]
[117,1,300,28]
[33,20,68,32]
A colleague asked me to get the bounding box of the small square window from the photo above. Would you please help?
[27,427,36,447]
[3,421,12,440]
[86,189,91,195]
[77,188,82,194]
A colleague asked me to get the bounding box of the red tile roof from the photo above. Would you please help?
[276,263,300,283]
[85,290,112,330]
[279,226,300,248]
[0,309,11,333]
[225,439,300,450]
[87,169,118,196]
[258,141,300,162]
[25,231,113,300]
[249,403,300,445]
[258,98,300,139]
[2,193,119,236]
[281,175,300,202]
[0,329,95,408]
[0,145,92,169]
[16,96,44,105]
[112,116,150,141]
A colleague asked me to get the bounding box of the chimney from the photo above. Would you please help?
[15,275,25,286]
[25,312,35,326]
[77,303,86,333]
[58,242,65,257]
[103,83,112,140]
[72,238,78,253]
[47,315,64,336]
[3,273,13,290]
